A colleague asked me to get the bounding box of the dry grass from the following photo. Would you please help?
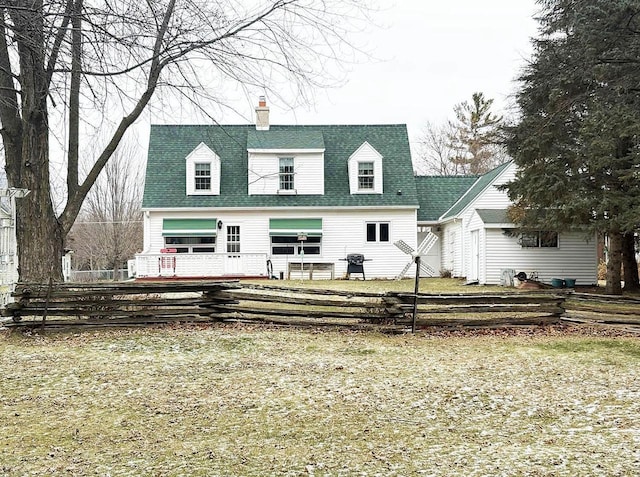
[1,324,639,476]
[243,277,509,294]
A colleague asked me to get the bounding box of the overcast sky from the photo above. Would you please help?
[212,0,541,144]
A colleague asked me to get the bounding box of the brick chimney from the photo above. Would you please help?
[255,95,269,131]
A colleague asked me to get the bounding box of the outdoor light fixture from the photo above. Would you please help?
[217,220,223,230]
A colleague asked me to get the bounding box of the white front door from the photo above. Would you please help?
[224,225,242,275]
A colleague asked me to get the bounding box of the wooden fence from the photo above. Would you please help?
[1,281,577,331]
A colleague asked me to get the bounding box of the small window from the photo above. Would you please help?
[279,157,294,191]
[520,231,558,248]
[366,222,390,243]
[195,163,211,190]
[358,162,374,190]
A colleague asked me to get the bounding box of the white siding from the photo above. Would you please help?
[248,152,324,195]
[472,164,516,209]
[483,229,598,285]
[144,208,417,279]
[440,221,464,277]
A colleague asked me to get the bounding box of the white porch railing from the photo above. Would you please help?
[134,253,269,278]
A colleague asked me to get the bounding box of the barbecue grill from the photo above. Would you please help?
[344,253,369,280]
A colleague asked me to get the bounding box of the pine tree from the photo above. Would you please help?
[448,92,504,175]
[504,0,640,294]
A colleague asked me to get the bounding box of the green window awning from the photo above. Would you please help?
[162,218,217,236]
[269,218,323,236]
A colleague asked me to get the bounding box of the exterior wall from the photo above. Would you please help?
[440,221,464,277]
[483,229,598,285]
[472,165,516,209]
[248,152,324,195]
[143,208,417,279]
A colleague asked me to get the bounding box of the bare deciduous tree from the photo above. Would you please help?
[68,142,143,278]
[414,121,463,176]
[0,0,371,281]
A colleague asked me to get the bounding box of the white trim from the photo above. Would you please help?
[248,148,325,154]
[143,205,419,212]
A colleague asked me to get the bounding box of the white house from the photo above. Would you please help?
[138,98,420,280]
[138,99,599,286]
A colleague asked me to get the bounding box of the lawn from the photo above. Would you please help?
[1,324,639,476]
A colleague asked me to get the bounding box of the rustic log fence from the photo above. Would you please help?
[0,281,585,331]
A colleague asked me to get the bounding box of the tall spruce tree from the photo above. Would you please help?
[504,0,640,294]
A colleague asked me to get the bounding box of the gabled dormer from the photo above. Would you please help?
[247,130,325,196]
[185,142,221,196]
[348,141,383,194]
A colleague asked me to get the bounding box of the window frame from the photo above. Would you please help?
[358,161,375,190]
[365,222,390,243]
[194,162,212,191]
[164,235,216,253]
[279,157,295,191]
[519,231,559,248]
[270,235,322,256]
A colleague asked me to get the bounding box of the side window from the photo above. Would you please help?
[520,231,558,248]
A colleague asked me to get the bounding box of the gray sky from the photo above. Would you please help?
[216,0,540,143]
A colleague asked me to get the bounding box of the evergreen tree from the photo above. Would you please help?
[504,0,640,294]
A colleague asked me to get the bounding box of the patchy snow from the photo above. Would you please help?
[0,325,639,476]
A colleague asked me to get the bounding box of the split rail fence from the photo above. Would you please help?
[0,281,579,331]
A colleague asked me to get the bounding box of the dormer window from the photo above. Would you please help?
[279,157,295,191]
[358,162,375,190]
[195,163,211,191]
[348,142,383,194]
[185,142,220,195]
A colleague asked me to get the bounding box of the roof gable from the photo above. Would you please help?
[440,161,513,220]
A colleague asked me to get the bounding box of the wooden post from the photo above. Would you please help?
[412,256,420,333]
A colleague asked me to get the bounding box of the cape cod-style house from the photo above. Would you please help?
[138,98,420,280]
[137,98,599,285]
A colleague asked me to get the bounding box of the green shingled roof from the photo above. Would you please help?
[142,124,418,209]
[440,161,513,220]
[415,175,478,222]
[475,208,512,225]
[247,129,324,150]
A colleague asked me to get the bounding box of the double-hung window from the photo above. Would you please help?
[366,222,390,242]
[279,157,294,191]
[194,163,211,191]
[358,162,375,190]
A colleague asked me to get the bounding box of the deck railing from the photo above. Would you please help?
[134,253,269,278]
